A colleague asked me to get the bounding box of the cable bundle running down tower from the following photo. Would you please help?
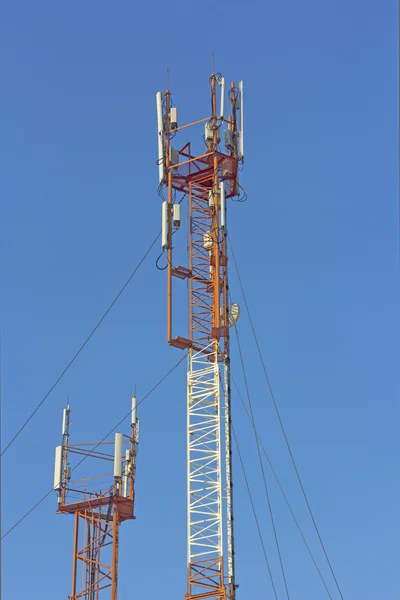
[156,72,244,600]
[54,397,139,600]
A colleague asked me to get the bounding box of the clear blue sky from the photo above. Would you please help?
[1,1,398,598]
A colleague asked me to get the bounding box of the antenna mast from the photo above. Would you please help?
[156,70,244,600]
[54,395,140,600]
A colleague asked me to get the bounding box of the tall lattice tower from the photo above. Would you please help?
[54,396,139,600]
[156,71,244,600]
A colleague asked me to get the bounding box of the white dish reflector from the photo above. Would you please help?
[227,303,240,328]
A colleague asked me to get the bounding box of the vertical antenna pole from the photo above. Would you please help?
[59,404,71,505]
[166,88,173,343]
[130,390,138,502]
[131,392,137,427]
[211,73,221,338]
[222,108,236,597]
[230,81,240,196]
[211,73,223,563]
[220,84,240,600]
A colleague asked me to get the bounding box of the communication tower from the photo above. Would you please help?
[54,396,139,600]
[156,71,244,600]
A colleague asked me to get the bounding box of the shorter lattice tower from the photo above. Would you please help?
[53,395,139,600]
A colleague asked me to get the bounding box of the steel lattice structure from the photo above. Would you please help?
[157,72,244,600]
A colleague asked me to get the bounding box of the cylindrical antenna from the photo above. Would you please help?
[135,419,140,445]
[54,445,63,492]
[131,394,137,426]
[156,92,165,183]
[62,404,71,438]
[220,182,226,229]
[114,433,123,479]
[220,77,225,120]
[162,201,168,249]
[123,467,127,497]
[239,81,244,159]
[123,449,130,497]
[62,408,67,436]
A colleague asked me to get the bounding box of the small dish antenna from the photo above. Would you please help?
[227,303,240,328]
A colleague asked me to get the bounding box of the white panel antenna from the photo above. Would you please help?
[114,433,123,479]
[239,81,244,159]
[219,77,225,120]
[219,182,226,229]
[161,201,168,249]
[156,92,165,183]
[62,408,67,436]
[54,445,62,491]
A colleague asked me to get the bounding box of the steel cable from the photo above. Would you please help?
[229,234,345,600]
[1,231,160,457]
[232,423,279,600]
[231,374,334,600]
[234,324,290,599]
[2,352,186,540]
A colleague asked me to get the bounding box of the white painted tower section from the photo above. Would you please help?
[187,343,223,563]
[224,359,235,598]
